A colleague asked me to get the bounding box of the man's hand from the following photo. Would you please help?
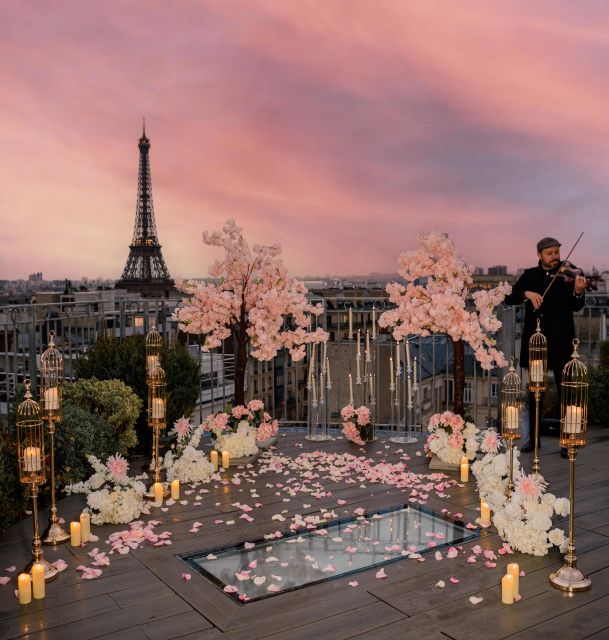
[525,290,543,309]
[574,275,586,295]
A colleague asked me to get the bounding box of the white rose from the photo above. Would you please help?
[529,512,552,531]
[554,498,570,517]
[548,528,566,548]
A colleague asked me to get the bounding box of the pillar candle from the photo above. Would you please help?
[356,352,361,381]
[44,387,59,410]
[32,562,45,600]
[171,479,180,500]
[80,511,90,544]
[505,405,519,430]
[529,359,544,383]
[153,482,163,506]
[222,451,230,469]
[564,405,583,433]
[365,331,370,358]
[389,356,394,387]
[210,450,219,471]
[480,500,491,527]
[460,456,469,482]
[70,521,81,547]
[152,398,165,420]
[349,373,354,406]
[18,573,31,605]
[507,562,520,597]
[23,447,41,472]
[501,573,514,604]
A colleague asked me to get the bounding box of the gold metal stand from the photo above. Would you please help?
[41,419,69,545]
[144,425,169,499]
[531,389,542,479]
[506,439,516,500]
[23,483,59,581]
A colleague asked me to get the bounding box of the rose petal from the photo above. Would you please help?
[469,596,483,605]
[435,580,446,588]
[375,568,387,579]
[182,573,191,581]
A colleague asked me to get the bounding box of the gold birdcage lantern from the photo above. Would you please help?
[528,318,547,478]
[549,339,591,593]
[16,381,58,580]
[501,359,521,499]
[145,324,162,381]
[145,364,168,498]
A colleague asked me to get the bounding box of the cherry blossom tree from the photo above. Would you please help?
[173,219,327,406]
[379,232,511,416]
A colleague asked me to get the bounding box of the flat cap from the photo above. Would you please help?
[537,237,561,252]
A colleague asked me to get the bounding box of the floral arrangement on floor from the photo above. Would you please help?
[162,417,216,484]
[340,405,373,445]
[424,411,479,464]
[472,429,569,556]
[65,454,149,525]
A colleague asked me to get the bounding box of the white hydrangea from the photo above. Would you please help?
[215,423,258,458]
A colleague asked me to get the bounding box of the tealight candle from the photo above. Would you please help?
[44,386,59,410]
[507,562,520,597]
[502,573,514,604]
[18,573,31,605]
[480,499,491,528]
[529,359,544,384]
[80,511,90,544]
[153,482,163,506]
[222,451,230,469]
[460,456,469,482]
[32,562,45,600]
[171,479,180,500]
[70,521,81,547]
[210,450,219,471]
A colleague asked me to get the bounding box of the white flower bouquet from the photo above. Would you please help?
[425,411,479,464]
[163,417,215,483]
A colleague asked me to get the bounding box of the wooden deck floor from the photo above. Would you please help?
[2,428,609,640]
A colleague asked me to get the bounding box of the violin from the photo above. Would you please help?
[551,260,601,292]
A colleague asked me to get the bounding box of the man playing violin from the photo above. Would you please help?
[505,237,586,457]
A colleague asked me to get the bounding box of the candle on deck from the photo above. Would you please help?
[32,562,45,600]
[222,450,230,469]
[460,456,469,482]
[153,482,164,506]
[152,398,165,420]
[529,359,544,384]
[480,500,491,528]
[23,447,41,472]
[80,511,90,544]
[18,573,31,605]
[505,405,519,430]
[171,479,180,500]
[507,562,520,597]
[564,405,583,433]
[501,573,514,604]
[210,450,219,471]
[44,386,59,410]
[70,521,81,547]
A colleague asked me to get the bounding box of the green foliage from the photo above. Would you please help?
[589,364,609,425]
[63,378,141,453]
[0,430,29,536]
[599,341,609,369]
[161,339,200,427]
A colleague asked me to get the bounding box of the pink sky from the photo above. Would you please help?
[1,1,609,280]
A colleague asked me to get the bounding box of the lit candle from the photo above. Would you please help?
[480,499,491,528]
[372,307,376,338]
[222,451,230,469]
[501,573,514,604]
[326,359,331,387]
[32,562,45,600]
[357,330,361,357]
[154,481,164,506]
[18,573,31,605]
[564,405,583,433]
[70,521,81,547]
[389,356,394,387]
[23,446,41,472]
[356,351,361,381]
[80,511,90,544]
[507,562,520,597]
[171,479,180,500]
[44,386,59,410]
[529,359,544,384]
[349,373,354,406]
[505,405,519,430]
[210,450,219,471]
[460,456,469,482]
[152,398,165,420]
[348,308,353,337]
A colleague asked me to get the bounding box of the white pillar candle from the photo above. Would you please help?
[210,450,219,471]
[152,398,165,420]
[529,359,544,383]
[507,562,520,597]
[153,482,164,506]
[70,521,81,547]
[171,479,180,500]
[18,573,31,605]
[80,511,90,543]
[349,373,354,406]
[348,308,353,336]
[44,387,59,410]
[502,573,514,604]
[480,500,491,528]
[564,405,583,433]
[23,447,41,472]
[147,355,159,376]
[505,406,519,430]
[460,456,469,482]
[222,451,230,469]
[32,562,45,600]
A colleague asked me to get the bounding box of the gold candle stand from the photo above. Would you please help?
[549,339,591,592]
[501,359,521,500]
[144,362,169,500]
[528,318,547,480]
[17,381,59,581]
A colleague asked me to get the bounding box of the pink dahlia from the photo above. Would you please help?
[172,417,192,441]
[106,454,129,483]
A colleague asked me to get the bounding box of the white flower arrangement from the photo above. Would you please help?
[65,454,149,525]
[215,421,258,458]
[163,417,216,484]
[203,403,264,458]
[425,411,479,465]
[472,429,569,556]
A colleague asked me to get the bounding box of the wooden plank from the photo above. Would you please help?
[137,610,213,640]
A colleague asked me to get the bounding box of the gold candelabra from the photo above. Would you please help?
[528,318,547,480]
[145,360,169,499]
[501,358,522,500]
[39,331,69,545]
[17,381,58,581]
[549,339,591,592]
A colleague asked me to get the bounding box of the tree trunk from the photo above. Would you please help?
[452,338,465,416]
[234,300,248,406]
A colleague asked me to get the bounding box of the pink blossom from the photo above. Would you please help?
[247,399,264,412]
[515,474,544,499]
[341,405,355,421]
[106,455,129,483]
[172,417,192,441]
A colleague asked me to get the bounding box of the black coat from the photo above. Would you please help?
[504,262,585,369]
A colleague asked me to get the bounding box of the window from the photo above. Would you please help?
[464,381,473,404]
[490,383,498,399]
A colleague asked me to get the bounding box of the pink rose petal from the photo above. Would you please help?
[375,568,387,579]
[469,596,483,605]
[182,573,192,581]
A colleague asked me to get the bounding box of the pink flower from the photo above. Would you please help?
[515,474,544,499]
[231,405,251,419]
[106,455,129,482]
[341,405,355,421]
[213,412,230,431]
[247,399,264,412]
[342,422,364,445]
[356,406,371,426]
[447,433,464,449]
[172,417,192,441]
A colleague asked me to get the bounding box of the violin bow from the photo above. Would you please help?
[540,231,584,302]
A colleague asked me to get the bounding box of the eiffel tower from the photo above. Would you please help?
[116,124,175,298]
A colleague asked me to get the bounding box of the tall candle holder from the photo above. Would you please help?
[17,381,58,581]
[501,358,522,500]
[390,340,407,443]
[307,361,331,441]
[549,339,591,592]
[528,318,547,480]
[39,330,69,545]
[145,364,169,499]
